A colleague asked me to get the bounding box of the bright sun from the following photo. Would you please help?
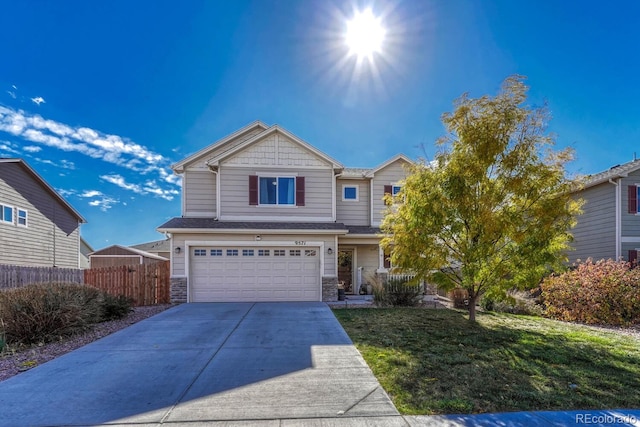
[345,8,386,60]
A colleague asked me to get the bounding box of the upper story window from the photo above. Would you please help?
[392,185,402,195]
[342,185,358,201]
[249,176,305,207]
[260,177,295,205]
[0,204,14,225]
[17,209,27,227]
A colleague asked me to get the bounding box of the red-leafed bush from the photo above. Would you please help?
[541,259,640,326]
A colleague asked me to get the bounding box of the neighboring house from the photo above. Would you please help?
[570,159,640,265]
[130,239,171,259]
[0,158,86,268]
[89,245,169,268]
[158,121,412,303]
[80,237,94,269]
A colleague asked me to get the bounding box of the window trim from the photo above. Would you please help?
[0,203,14,225]
[342,185,359,201]
[17,208,28,227]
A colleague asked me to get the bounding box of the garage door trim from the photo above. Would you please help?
[184,240,326,302]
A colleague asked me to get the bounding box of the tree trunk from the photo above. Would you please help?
[468,294,477,322]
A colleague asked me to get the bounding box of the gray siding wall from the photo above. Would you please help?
[336,179,370,225]
[184,170,216,217]
[371,160,410,226]
[0,163,80,268]
[218,167,333,220]
[568,182,616,264]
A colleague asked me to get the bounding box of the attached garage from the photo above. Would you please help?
[189,246,321,302]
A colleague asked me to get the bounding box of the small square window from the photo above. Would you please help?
[227,249,239,256]
[290,249,301,256]
[242,249,255,256]
[274,250,286,257]
[343,185,358,201]
[392,185,402,195]
[210,249,223,256]
[258,249,270,256]
[17,209,27,227]
[194,249,207,256]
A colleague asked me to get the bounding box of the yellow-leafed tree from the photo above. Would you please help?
[382,76,582,321]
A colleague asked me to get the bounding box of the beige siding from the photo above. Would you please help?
[218,167,333,220]
[371,160,411,226]
[354,244,380,282]
[568,182,616,264]
[184,170,216,216]
[336,179,370,225]
[171,233,337,277]
[0,163,81,268]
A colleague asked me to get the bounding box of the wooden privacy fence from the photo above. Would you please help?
[84,261,170,306]
[0,264,84,289]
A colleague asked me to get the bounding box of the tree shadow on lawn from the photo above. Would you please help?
[336,308,640,415]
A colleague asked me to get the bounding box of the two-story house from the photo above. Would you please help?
[0,158,86,268]
[570,158,640,265]
[157,121,411,303]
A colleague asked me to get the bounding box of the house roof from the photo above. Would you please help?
[580,159,640,190]
[158,218,349,233]
[90,244,168,261]
[364,154,413,178]
[345,226,382,235]
[206,125,344,170]
[0,158,86,223]
[130,239,171,253]
[171,121,269,172]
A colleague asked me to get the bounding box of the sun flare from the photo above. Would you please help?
[345,8,386,59]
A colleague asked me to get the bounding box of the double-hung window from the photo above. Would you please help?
[630,185,640,214]
[0,204,13,225]
[259,177,295,205]
[17,209,27,227]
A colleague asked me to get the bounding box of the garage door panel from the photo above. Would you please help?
[191,246,320,302]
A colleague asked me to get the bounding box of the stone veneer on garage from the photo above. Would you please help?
[171,276,338,303]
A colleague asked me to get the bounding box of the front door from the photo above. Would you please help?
[338,249,354,294]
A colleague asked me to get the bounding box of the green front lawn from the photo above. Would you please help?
[333,308,640,415]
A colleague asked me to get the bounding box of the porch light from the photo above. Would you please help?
[174,247,181,254]
[327,248,333,255]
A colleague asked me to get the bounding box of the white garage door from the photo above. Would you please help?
[190,246,321,302]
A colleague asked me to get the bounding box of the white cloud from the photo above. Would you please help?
[7,91,16,99]
[80,190,103,198]
[88,196,119,211]
[31,96,45,106]
[0,141,20,155]
[23,145,42,153]
[0,105,180,202]
[34,157,76,170]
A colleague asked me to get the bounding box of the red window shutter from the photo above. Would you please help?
[384,185,392,196]
[629,250,638,267]
[249,176,258,205]
[296,176,305,206]
[383,253,391,269]
[629,186,637,214]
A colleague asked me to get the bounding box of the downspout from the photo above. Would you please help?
[609,178,621,260]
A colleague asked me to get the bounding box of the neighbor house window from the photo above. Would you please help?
[0,204,13,225]
[17,209,27,227]
[630,186,640,214]
[342,185,358,201]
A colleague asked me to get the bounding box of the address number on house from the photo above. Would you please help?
[294,241,307,245]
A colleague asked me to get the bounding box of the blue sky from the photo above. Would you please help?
[2,0,640,249]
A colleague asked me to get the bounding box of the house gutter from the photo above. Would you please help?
[609,178,621,260]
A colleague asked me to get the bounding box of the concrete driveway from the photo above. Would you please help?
[0,302,398,426]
